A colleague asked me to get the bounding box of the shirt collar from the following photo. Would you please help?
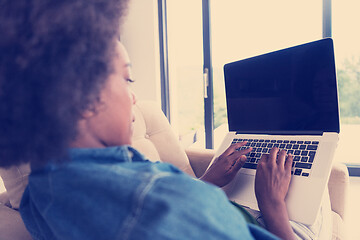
[68,145,145,164]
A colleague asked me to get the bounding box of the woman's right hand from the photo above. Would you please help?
[254,147,296,240]
[255,147,293,207]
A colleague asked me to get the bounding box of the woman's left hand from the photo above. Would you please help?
[199,142,252,187]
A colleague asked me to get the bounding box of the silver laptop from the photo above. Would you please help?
[209,38,340,225]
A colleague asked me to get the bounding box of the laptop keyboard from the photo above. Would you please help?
[232,138,319,177]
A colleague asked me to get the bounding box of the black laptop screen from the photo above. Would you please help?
[224,38,340,134]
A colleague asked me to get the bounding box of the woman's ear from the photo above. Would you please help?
[81,109,95,119]
[81,100,106,119]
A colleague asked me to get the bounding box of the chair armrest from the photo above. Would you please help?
[328,162,349,220]
[185,147,215,178]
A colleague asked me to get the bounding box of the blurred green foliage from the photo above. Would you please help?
[337,56,360,124]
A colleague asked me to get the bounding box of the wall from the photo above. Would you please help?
[121,0,161,104]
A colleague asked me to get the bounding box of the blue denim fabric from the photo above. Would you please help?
[20,146,279,240]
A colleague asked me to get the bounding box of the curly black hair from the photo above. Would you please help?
[0,0,129,167]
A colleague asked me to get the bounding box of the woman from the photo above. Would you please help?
[0,0,297,239]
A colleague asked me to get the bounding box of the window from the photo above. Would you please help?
[166,0,205,147]
[333,0,360,166]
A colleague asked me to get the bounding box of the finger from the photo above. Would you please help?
[229,146,253,163]
[232,155,247,172]
[277,149,287,167]
[237,146,253,156]
[223,141,247,156]
[268,147,279,165]
[285,154,293,173]
[258,153,268,164]
[227,150,245,163]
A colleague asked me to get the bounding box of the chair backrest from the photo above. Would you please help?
[131,101,194,176]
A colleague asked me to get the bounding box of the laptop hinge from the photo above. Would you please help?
[235,131,325,136]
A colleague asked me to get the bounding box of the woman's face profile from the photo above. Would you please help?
[78,42,137,148]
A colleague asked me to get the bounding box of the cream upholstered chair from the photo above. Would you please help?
[0,100,350,240]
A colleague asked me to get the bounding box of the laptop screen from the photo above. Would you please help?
[224,38,340,134]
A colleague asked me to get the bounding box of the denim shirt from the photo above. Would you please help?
[20,146,279,240]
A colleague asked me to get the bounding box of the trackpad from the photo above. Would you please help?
[222,173,259,210]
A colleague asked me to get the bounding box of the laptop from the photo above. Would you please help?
[209,38,340,225]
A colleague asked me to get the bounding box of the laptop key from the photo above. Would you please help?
[301,156,309,162]
[301,150,308,156]
[309,151,316,156]
[307,145,318,150]
[312,141,319,145]
[302,172,309,177]
[294,169,302,176]
[295,162,312,169]
[309,155,315,163]
[243,163,257,169]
